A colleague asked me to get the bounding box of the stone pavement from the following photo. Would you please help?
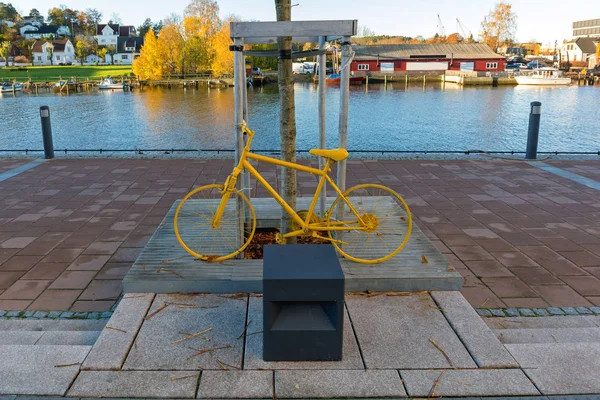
[0,158,600,312]
[3,291,600,397]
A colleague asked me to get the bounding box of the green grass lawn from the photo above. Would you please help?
[0,65,133,82]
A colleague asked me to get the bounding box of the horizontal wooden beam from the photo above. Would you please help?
[231,20,357,39]
[245,49,327,58]
[243,36,342,44]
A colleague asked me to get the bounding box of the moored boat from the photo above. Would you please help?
[0,82,24,93]
[53,81,76,92]
[325,73,364,85]
[98,78,127,90]
[515,68,571,86]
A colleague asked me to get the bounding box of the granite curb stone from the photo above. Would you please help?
[36,330,102,345]
[82,293,154,370]
[0,331,44,345]
[68,371,199,398]
[400,369,540,397]
[346,294,476,369]
[506,343,600,394]
[197,371,273,399]
[431,291,518,368]
[275,369,406,398]
[519,308,535,317]
[0,345,91,395]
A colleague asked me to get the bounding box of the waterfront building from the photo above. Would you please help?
[560,37,597,64]
[31,39,75,66]
[95,24,136,46]
[350,43,505,75]
[105,36,144,65]
[573,18,600,38]
[20,25,71,40]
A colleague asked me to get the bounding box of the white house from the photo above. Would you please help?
[21,25,70,39]
[84,54,104,65]
[95,24,136,46]
[561,37,597,63]
[32,39,75,66]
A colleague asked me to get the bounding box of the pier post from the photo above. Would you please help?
[318,36,327,217]
[40,106,54,159]
[526,101,541,160]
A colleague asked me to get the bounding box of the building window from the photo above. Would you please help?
[38,56,42,61]
[486,62,498,69]
[357,64,369,70]
[56,55,60,60]
[122,55,128,60]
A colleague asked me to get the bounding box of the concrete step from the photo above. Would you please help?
[483,316,600,330]
[0,319,108,332]
[0,330,102,345]
[494,327,600,344]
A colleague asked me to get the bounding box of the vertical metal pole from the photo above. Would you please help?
[337,36,351,194]
[242,44,251,201]
[318,36,327,217]
[526,101,542,160]
[40,106,54,159]
[233,37,244,253]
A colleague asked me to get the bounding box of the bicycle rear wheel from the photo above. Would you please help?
[326,184,412,264]
[174,184,256,262]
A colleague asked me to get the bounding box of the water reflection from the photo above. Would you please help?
[0,83,599,153]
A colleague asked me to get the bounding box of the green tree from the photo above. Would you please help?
[138,18,154,38]
[85,8,102,25]
[0,3,19,21]
[47,6,77,26]
[29,8,41,18]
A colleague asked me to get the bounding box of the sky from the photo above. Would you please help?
[13,0,598,46]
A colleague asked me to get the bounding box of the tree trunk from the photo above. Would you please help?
[275,0,297,243]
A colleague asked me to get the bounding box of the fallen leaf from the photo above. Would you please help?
[141,265,146,270]
[421,254,428,264]
[172,328,213,344]
[105,326,127,333]
[400,216,407,221]
[447,266,455,271]
[55,362,81,368]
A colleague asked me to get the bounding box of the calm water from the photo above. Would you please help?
[1,82,599,154]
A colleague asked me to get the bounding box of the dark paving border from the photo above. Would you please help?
[530,161,600,191]
[477,306,600,317]
[0,159,45,182]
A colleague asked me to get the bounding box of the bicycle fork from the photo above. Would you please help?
[211,167,242,228]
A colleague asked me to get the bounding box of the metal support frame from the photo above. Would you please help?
[230,20,355,225]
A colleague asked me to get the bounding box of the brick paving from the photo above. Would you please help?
[0,158,599,311]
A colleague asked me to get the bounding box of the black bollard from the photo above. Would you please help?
[526,101,541,160]
[40,106,54,159]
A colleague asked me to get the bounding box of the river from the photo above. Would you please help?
[1,82,599,155]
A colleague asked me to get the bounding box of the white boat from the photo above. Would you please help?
[1,82,24,93]
[515,68,571,85]
[98,78,127,90]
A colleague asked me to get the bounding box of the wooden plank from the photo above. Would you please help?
[244,36,342,45]
[231,20,357,38]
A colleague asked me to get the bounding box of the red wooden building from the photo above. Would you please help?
[350,43,506,74]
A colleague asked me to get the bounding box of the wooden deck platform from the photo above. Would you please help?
[123,197,463,293]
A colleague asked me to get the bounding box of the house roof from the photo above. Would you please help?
[24,26,64,35]
[353,43,505,60]
[119,26,135,36]
[117,36,144,53]
[32,39,70,53]
[575,37,597,53]
[97,24,120,35]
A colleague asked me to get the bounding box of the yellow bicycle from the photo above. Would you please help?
[174,123,412,264]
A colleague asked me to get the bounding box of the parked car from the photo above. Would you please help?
[252,67,262,76]
[505,62,521,70]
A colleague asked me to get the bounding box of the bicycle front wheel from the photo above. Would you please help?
[326,184,412,264]
[174,184,256,262]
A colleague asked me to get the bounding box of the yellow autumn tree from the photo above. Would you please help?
[133,29,167,80]
[211,21,233,76]
[480,2,517,52]
[158,23,185,75]
[183,0,222,72]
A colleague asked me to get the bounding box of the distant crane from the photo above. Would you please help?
[456,18,473,42]
[437,14,446,38]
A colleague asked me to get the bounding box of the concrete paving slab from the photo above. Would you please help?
[275,369,406,398]
[400,369,540,397]
[68,371,200,398]
[0,345,90,395]
[36,330,101,345]
[243,297,364,370]
[82,293,154,370]
[431,291,518,368]
[345,294,476,369]
[0,331,43,345]
[123,294,246,370]
[495,327,600,344]
[506,343,600,394]
[197,371,273,399]
[484,316,599,330]
[0,396,15,400]
[0,319,107,331]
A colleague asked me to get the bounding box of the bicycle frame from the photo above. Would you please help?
[212,123,365,237]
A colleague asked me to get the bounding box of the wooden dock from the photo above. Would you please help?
[123,197,463,294]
